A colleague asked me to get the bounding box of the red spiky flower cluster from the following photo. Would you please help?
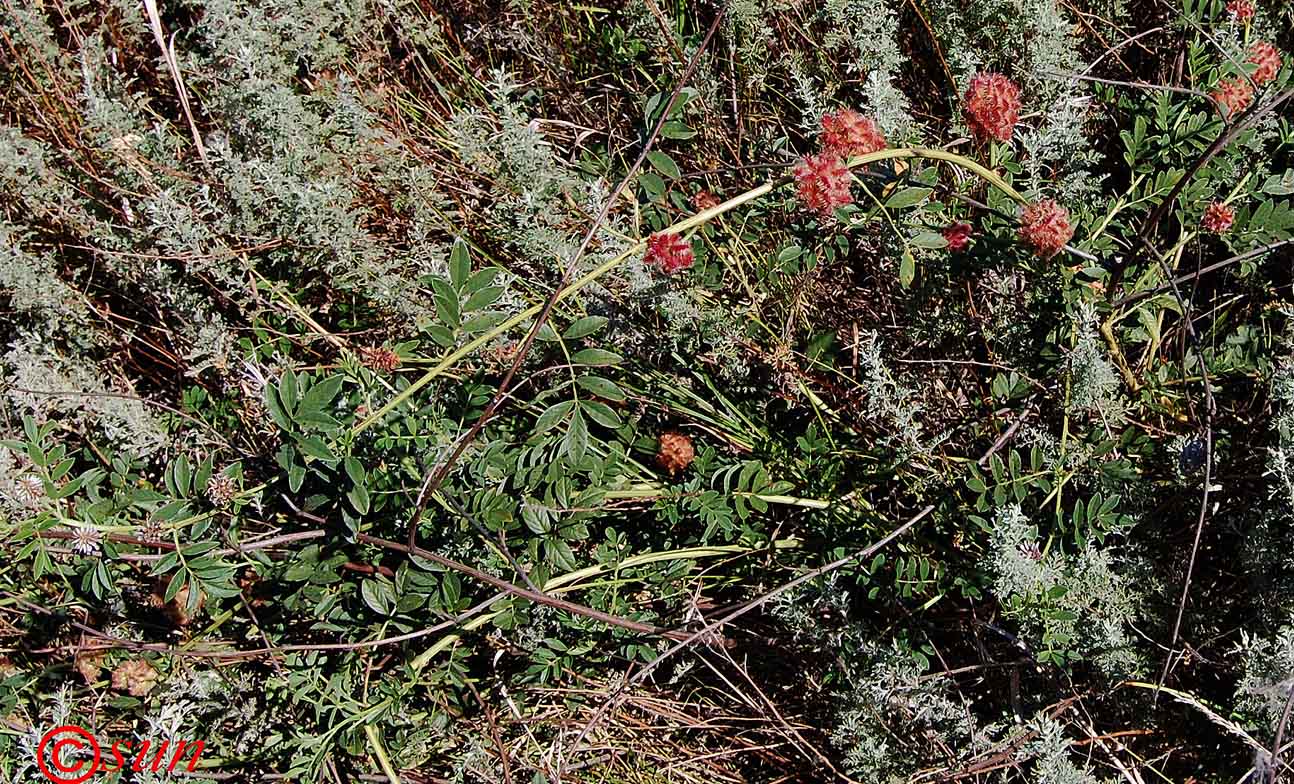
[1248,41,1283,85]
[943,222,973,252]
[1201,202,1235,234]
[794,152,853,217]
[361,346,401,373]
[645,232,694,274]
[792,109,886,217]
[1226,0,1255,21]
[1212,77,1254,118]
[1018,200,1074,258]
[964,72,1022,143]
[821,108,887,159]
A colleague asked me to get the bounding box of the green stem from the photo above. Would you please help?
[603,485,829,508]
[409,538,800,671]
[363,725,403,784]
[352,147,1026,436]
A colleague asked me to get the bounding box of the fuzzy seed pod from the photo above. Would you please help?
[964,73,1022,143]
[656,432,694,475]
[1201,202,1235,234]
[794,153,853,217]
[139,518,164,542]
[645,232,694,274]
[1248,41,1282,85]
[943,222,973,252]
[1018,200,1074,258]
[1212,77,1253,117]
[820,109,887,159]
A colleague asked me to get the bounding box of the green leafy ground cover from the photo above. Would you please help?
[3,0,1294,781]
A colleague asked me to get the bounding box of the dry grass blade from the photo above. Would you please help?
[141,0,209,166]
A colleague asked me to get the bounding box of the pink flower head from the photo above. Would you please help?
[964,72,1022,143]
[1018,199,1074,258]
[645,232,694,274]
[1227,0,1255,21]
[1212,77,1254,118]
[1201,202,1235,234]
[1248,41,1283,85]
[794,153,853,217]
[943,222,973,252]
[821,109,887,160]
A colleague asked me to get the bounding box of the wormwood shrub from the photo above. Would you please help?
[2,0,1294,781]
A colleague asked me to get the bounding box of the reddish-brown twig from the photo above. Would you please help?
[7,589,504,660]
[355,532,693,642]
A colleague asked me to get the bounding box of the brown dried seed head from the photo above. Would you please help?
[75,651,105,684]
[656,432,695,475]
[152,580,205,627]
[692,190,721,211]
[111,658,159,697]
[3,711,30,732]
